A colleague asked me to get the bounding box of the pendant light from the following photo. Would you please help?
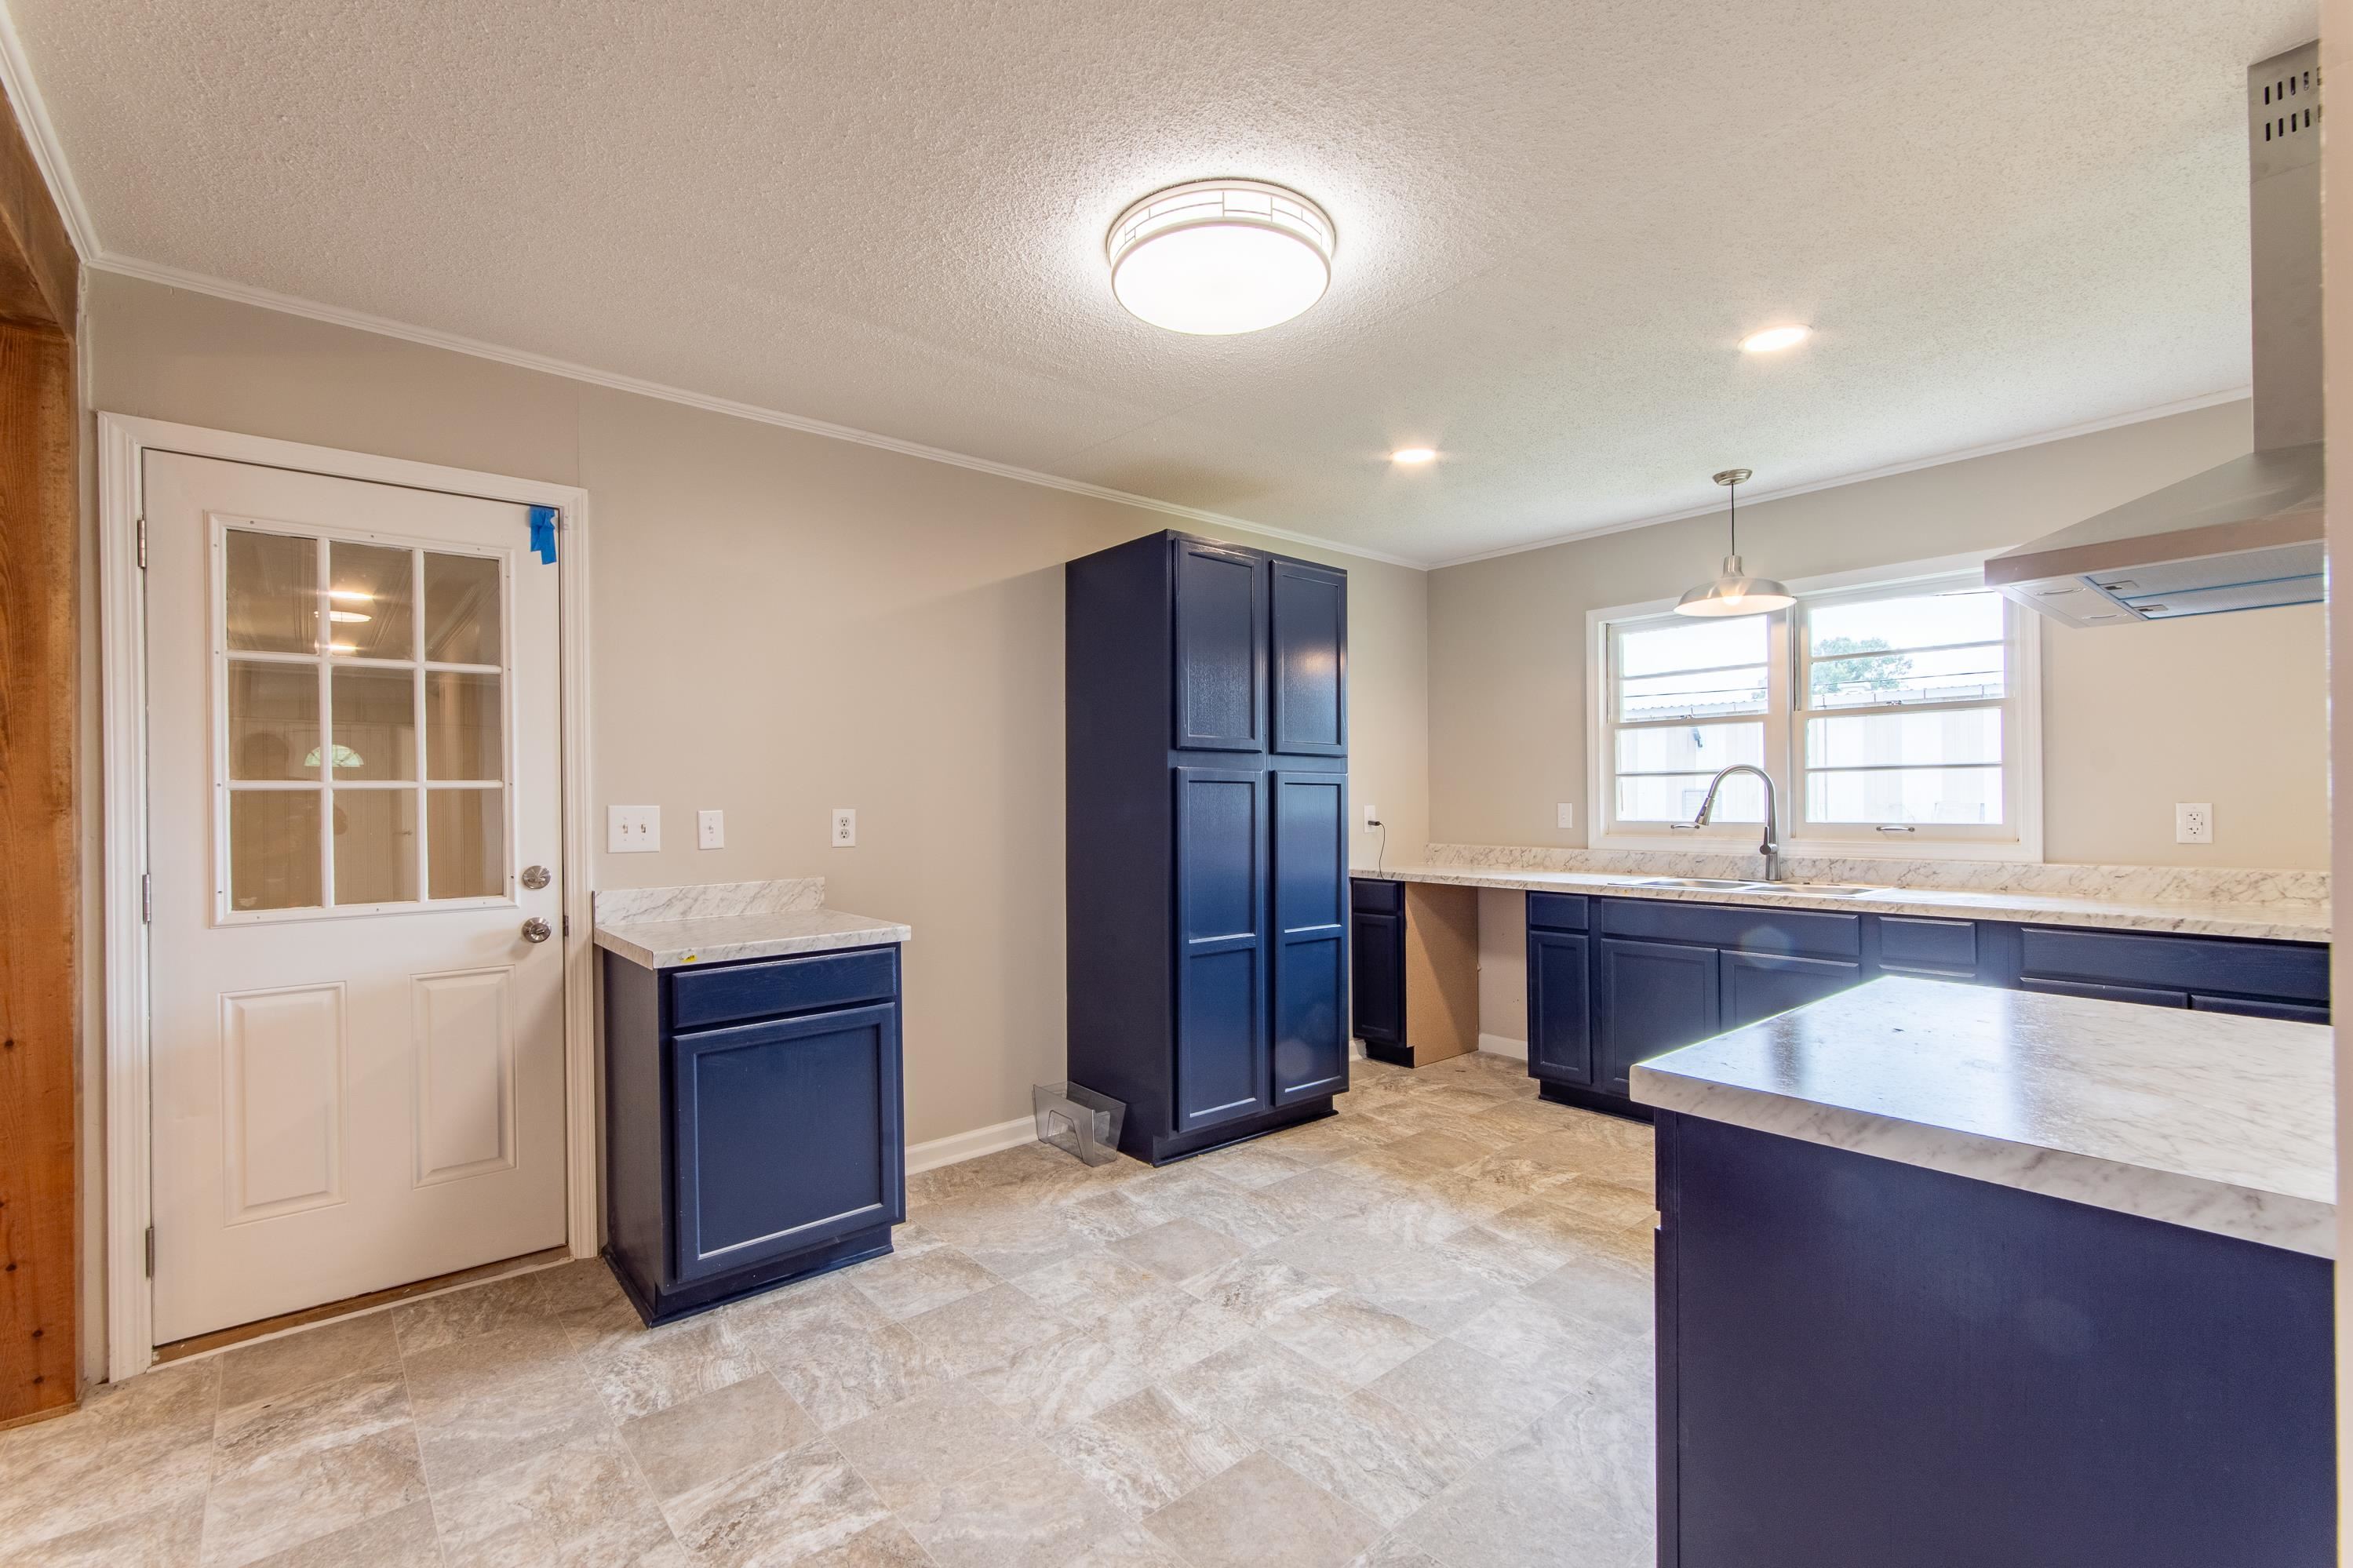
[1674,468,1793,617]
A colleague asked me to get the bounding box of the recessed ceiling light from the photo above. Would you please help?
[1739,325,1812,354]
[327,609,372,623]
[1391,447,1437,465]
[1108,180,1335,335]
[326,588,373,602]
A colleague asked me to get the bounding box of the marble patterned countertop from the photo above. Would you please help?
[1632,976,2337,1257]
[1357,848,2330,943]
[592,877,911,970]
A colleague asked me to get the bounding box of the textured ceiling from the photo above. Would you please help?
[9,0,2315,564]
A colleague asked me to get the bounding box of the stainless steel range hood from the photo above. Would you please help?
[1984,42,2324,626]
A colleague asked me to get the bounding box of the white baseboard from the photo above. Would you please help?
[1477,1032,1529,1062]
[905,1115,1037,1175]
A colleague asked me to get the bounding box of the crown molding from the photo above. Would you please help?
[86,253,1427,570]
[0,1,94,259]
[1426,386,2254,569]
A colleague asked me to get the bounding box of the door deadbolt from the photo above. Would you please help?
[520,864,552,890]
[521,917,552,944]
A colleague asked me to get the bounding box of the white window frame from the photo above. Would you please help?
[1587,552,2043,863]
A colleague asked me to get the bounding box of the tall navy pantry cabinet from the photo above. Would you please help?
[1068,532,1351,1164]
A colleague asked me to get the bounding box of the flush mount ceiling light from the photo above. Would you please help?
[1390,446,1437,464]
[1675,468,1794,617]
[1107,180,1335,335]
[1739,324,1812,354]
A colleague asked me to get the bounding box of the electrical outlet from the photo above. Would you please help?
[697,809,724,850]
[607,805,660,853]
[1363,802,1381,831]
[2175,802,2213,845]
[1557,802,1576,829]
[831,807,857,847]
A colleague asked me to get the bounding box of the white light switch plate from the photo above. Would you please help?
[831,807,857,847]
[697,809,724,850]
[2175,802,2213,845]
[1557,802,1576,829]
[608,804,660,853]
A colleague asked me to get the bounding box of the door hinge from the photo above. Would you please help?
[142,873,151,923]
[562,912,571,937]
[137,515,147,569]
[144,1225,155,1278]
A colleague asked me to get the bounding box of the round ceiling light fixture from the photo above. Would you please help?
[1390,446,1437,465]
[1108,180,1335,335]
[1739,324,1812,354]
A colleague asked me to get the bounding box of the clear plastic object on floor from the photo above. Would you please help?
[1033,1081,1125,1166]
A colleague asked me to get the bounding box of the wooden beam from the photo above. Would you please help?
[0,322,76,1422]
[0,73,79,1423]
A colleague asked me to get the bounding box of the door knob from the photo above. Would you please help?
[521,917,552,944]
[520,864,552,890]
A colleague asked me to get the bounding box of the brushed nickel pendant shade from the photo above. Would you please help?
[1674,468,1793,617]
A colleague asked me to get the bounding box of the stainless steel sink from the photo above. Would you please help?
[1632,878,1763,890]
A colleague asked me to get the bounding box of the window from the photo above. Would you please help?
[1593,567,2038,857]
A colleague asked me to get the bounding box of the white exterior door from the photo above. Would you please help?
[144,451,567,1343]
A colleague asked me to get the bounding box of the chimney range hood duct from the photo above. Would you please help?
[1984,42,2324,627]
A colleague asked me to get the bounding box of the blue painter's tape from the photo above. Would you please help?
[528,505,559,565]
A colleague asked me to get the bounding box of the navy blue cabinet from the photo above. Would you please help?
[1069,531,1350,1163]
[603,945,905,1325]
[1350,879,1404,1056]
[1532,893,2329,1118]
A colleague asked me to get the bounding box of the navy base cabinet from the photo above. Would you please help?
[1533,893,2329,1119]
[602,945,905,1325]
[1656,1111,2335,1566]
[1069,531,1350,1165]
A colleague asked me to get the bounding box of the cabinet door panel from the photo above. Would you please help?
[1175,768,1269,1131]
[2191,994,2330,1024]
[1351,909,1404,1047]
[1596,937,1721,1096]
[670,1002,901,1284]
[1722,951,1863,1030]
[1272,773,1349,1104]
[1172,541,1266,752]
[1528,930,1592,1086]
[1269,560,1346,756]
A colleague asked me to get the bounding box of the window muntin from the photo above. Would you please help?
[1598,572,2031,852]
[217,522,513,919]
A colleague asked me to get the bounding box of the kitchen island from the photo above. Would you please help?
[1634,977,2335,1568]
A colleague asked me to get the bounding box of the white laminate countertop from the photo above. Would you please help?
[592,877,910,970]
[1357,863,2330,943]
[1631,977,2336,1257]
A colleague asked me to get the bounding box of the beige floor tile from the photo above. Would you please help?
[1145,1452,1379,1568]
[1364,1340,1566,1461]
[388,1270,552,1357]
[1058,1189,1156,1244]
[570,1308,767,1421]
[213,1366,411,1468]
[242,1498,443,1568]
[1043,1386,1254,1519]
[1397,1400,1651,1568]
[1349,1534,1448,1568]
[961,1326,1149,1432]
[11,1493,206,1568]
[668,1437,891,1566]
[1430,1220,1569,1287]
[1182,1253,1343,1326]
[401,1320,606,1490]
[794,1518,938,1566]
[1109,1218,1248,1286]
[535,1256,632,1315]
[218,1314,401,1410]
[199,1423,427,1568]
[621,1373,818,1508]
[845,1243,1003,1321]
[1254,1387,1464,1529]
[1519,1250,1654,1341]
[430,1428,673,1567]
[901,1282,1071,1377]
[1015,1248,1167,1319]
[1091,1290,1256,1384]
[898,1443,1129,1568]
[1160,1336,1350,1446]
[1186,1141,1317,1189]
[830,1384,1029,1508]
[731,1281,953,1431]
[915,1195,1091,1279]
[1262,1293,1437,1388]
[1067,1523,1197,1568]
[0,1360,220,1548]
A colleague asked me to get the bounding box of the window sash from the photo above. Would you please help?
[1597,571,2031,850]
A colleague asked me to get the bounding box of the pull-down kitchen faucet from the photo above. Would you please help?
[1692,763,1783,882]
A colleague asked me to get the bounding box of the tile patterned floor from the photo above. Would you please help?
[0,1054,1655,1567]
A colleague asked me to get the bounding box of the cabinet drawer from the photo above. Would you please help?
[1876,916,1977,976]
[1527,892,1590,932]
[2018,927,2326,1005]
[670,948,898,1031]
[1351,877,1403,913]
[2191,994,2330,1024]
[1601,898,1860,960]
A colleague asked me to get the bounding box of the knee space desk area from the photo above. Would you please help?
[1349,863,2330,1115]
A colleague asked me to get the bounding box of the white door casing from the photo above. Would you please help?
[99,417,596,1378]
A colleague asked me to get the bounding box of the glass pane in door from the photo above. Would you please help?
[227,663,322,780]
[428,788,504,898]
[424,552,501,664]
[333,788,420,904]
[326,541,415,659]
[424,672,501,781]
[331,667,420,781]
[229,790,323,911]
[224,530,319,654]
